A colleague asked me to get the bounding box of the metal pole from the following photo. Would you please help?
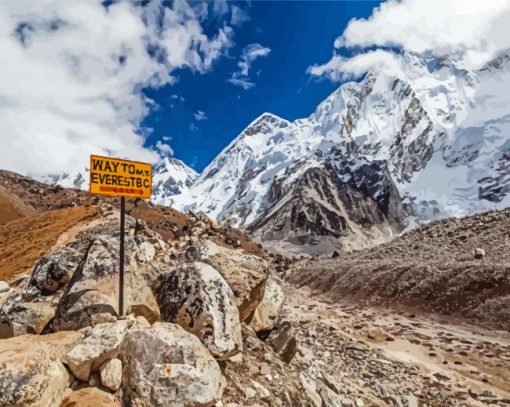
[119,196,125,316]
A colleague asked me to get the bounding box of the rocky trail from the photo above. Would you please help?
[282,285,510,406]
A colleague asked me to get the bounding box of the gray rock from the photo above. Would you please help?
[249,276,285,332]
[120,322,226,406]
[0,281,9,293]
[268,320,297,363]
[99,358,122,391]
[65,320,130,381]
[473,247,486,259]
[0,331,82,407]
[155,261,242,360]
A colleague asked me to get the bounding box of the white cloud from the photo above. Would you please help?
[194,110,207,121]
[307,50,404,81]
[0,0,233,176]
[155,140,174,156]
[228,43,271,89]
[309,0,510,80]
[231,5,250,27]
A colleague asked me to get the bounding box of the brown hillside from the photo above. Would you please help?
[0,206,99,283]
[290,208,510,330]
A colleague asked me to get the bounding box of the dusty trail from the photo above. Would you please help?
[284,284,510,406]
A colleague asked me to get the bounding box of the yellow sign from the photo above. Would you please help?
[89,155,152,199]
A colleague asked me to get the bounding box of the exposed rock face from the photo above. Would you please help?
[0,331,82,407]
[60,387,121,407]
[65,320,130,381]
[184,239,269,321]
[155,262,242,359]
[249,276,285,332]
[119,322,226,407]
[247,154,406,255]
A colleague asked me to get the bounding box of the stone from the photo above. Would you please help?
[403,395,418,407]
[0,331,82,407]
[299,372,322,407]
[137,242,156,262]
[249,276,285,332]
[267,321,298,363]
[155,261,242,359]
[61,387,121,407]
[343,341,368,352]
[120,322,226,406]
[184,239,269,321]
[0,297,55,338]
[250,379,270,399]
[320,386,344,407]
[473,247,486,259]
[100,358,122,391]
[0,281,9,293]
[53,236,159,331]
[65,320,130,381]
[26,246,83,296]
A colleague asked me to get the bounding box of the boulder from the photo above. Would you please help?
[474,247,486,259]
[184,239,269,321]
[65,320,130,381]
[249,276,285,332]
[299,372,322,407]
[99,358,122,391]
[268,321,298,363]
[0,296,55,338]
[26,246,83,297]
[0,281,9,293]
[53,236,159,331]
[120,322,226,406]
[155,262,242,359]
[60,387,121,407]
[0,331,82,407]
[137,241,156,263]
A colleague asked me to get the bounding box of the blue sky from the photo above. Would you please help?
[142,1,382,171]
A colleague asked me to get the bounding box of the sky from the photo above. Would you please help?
[141,1,382,171]
[1,0,509,177]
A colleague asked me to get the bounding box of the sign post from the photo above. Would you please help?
[89,155,152,316]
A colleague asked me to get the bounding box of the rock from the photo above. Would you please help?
[250,379,270,399]
[65,320,130,381]
[99,358,122,391]
[0,297,55,338]
[403,395,418,407]
[299,372,322,407]
[0,331,82,407]
[60,387,121,407]
[267,321,298,363]
[0,281,9,293]
[26,246,83,296]
[249,276,285,332]
[120,322,226,406]
[343,341,368,352]
[473,247,486,259]
[155,262,242,359]
[184,239,268,321]
[137,241,156,262]
[320,386,344,407]
[53,236,159,331]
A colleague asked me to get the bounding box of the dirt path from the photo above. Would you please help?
[284,284,510,406]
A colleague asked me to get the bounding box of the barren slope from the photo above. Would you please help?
[289,208,510,330]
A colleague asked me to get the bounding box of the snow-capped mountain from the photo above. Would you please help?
[161,50,510,253]
[40,50,510,254]
[36,156,197,203]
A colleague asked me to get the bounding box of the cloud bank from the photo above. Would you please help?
[309,0,510,81]
[0,0,233,176]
